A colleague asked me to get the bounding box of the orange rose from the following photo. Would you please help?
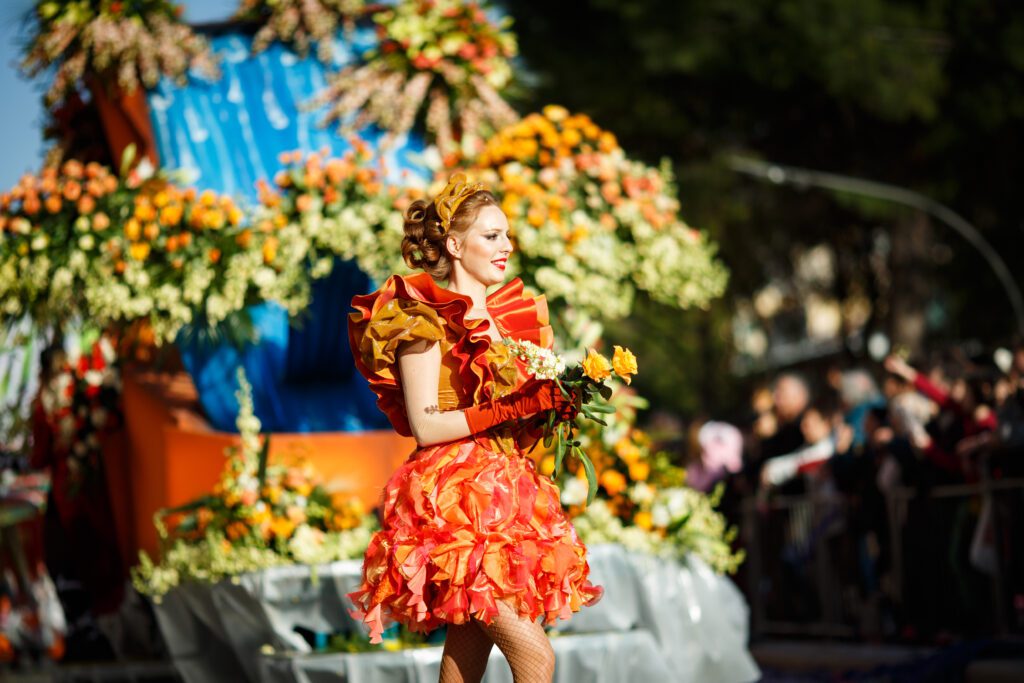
[22,193,40,215]
[62,180,82,201]
[44,195,62,214]
[599,469,627,496]
[77,195,96,214]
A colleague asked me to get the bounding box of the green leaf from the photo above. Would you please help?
[159,496,217,516]
[553,425,565,474]
[119,143,137,178]
[589,402,616,414]
[554,377,571,401]
[256,433,271,486]
[578,447,598,506]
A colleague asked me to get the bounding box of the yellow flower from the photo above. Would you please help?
[599,469,627,496]
[582,349,612,382]
[124,218,141,241]
[270,517,296,540]
[129,242,151,261]
[634,510,653,530]
[542,104,569,122]
[612,346,638,384]
[628,460,650,482]
[539,455,555,476]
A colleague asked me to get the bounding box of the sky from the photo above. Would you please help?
[0,0,237,188]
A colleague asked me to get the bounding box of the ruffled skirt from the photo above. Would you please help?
[347,437,602,643]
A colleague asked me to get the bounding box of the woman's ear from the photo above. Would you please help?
[446,234,461,259]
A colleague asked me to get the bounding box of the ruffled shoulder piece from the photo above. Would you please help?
[349,274,553,436]
[487,278,553,350]
[348,273,485,436]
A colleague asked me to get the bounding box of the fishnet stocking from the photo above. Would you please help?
[474,601,555,683]
[439,622,494,683]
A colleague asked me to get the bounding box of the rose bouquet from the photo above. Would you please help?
[503,339,637,504]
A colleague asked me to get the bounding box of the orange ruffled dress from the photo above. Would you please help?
[346,272,602,643]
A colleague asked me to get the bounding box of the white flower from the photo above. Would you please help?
[651,504,670,529]
[560,477,589,506]
[629,482,655,505]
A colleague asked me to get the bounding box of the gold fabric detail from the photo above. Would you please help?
[434,172,485,234]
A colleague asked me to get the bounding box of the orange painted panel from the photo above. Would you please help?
[121,367,414,557]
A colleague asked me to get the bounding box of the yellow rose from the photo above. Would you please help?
[634,510,653,530]
[612,346,638,384]
[582,349,612,382]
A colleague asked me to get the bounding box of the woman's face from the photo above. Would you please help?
[447,204,513,288]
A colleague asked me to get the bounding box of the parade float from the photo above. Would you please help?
[0,1,756,680]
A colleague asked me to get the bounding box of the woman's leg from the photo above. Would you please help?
[439,621,494,683]
[475,601,555,683]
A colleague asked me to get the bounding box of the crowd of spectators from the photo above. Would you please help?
[684,342,1024,642]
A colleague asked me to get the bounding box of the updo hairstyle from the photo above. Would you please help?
[401,190,499,280]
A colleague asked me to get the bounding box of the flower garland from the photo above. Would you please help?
[132,370,377,598]
[237,0,366,63]
[461,105,729,319]
[21,0,218,106]
[310,0,519,156]
[0,157,307,345]
[38,334,122,490]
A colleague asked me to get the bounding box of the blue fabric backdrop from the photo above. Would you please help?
[148,28,428,432]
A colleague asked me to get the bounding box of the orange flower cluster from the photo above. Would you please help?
[119,181,246,268]
[0,160,118,234]
[477,105,616,169]
[259,141,422,227]
[169,448,369,551]
[468,105,681,236]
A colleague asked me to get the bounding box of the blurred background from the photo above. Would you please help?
[2,1,1024,681]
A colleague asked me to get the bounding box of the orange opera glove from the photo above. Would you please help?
[464,379,574,434]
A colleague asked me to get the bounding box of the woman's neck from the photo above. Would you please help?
[446,269,488,312]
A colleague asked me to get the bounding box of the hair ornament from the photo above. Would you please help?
[433,172,485,234]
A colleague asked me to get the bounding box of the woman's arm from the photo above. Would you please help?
[398,340,475,446]
[398,339,570,447]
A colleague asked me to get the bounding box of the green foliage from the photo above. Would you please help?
[511,0,1024,414]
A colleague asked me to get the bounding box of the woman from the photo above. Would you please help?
[346,174,602,682]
